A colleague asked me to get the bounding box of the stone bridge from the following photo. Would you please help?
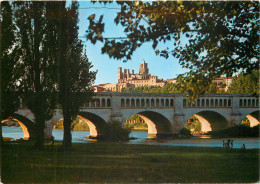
[3,93,260,139]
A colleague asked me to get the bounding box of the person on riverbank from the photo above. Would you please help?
[223,140,230,148]
[230,140,233,149]
[50,136,54,145]
[241,144,245,150]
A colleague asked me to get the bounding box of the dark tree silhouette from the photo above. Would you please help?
[56,2,96,150]
[0,2,20,140]
[12,2,58,148]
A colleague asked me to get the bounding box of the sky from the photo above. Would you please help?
[77,1,188,85]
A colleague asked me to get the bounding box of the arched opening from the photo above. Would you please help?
[1,114,35,140]
[131,99,135,107]
[185,111,229,134]
[201,99,205,107]
[166,99,169,107]
[206,99,209,107]
[215,99,218,107]
[123,114,148,138]
[53,116,90,141]
[146,99,150,107]
[156,99,159,107]
[77,112,107,137]
[141,99,145,107]
[2,119,25,140]
[242,111,260,127]
[91,99,95,107]
[52,112,107,141]
[126,99,130,107]
[96,99,100,107]
[170,99,174,107]
[185,115,210,135]
[219,99,223,106]
[121,99,125,107]
[102,98,106,107]
[224,99,227,107]
[107,99,111,107]
[197,99,200,107]
[161,99,164,107]
[151,99,155,107]
[124,111,172,138]
[136,99,140,107]
[210,99,214,106]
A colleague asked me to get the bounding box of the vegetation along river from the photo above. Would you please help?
[2,126,259,149]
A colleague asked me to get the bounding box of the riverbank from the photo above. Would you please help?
[1,141,259,183]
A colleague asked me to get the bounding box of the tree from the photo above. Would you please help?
[205,82,218,94]
[13,2,58,148]
[86,1,259,101]
[0,2,20,140]
[227,70,259,94]
[57,2,96,150]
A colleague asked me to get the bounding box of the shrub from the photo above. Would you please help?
[72,122,90,131]
[102,120,130,142]
[208,124,259,138]
[1,122,8,126]
[180,128,192,136]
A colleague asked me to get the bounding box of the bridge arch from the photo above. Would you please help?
[242,110,260,127]
[123,110,172,137]
[77,112,107,137]
[185,110,229,132]
[1,113,35,139]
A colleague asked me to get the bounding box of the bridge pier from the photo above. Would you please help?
[173,113,185,133]
[44,120,53,139]
[109,112,123,122]
[230,112,242,126]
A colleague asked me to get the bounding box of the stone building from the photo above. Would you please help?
[93,60,167,92]
[213,77,234,92]
[92,60,234,92]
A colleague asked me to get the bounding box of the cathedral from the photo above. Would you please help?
[92,60,233,92]
[93,61,167,92]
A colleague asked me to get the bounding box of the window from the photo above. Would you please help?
[121,99,125,107]
[107,99,111,107]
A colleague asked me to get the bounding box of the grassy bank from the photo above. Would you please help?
[1,141,259,183]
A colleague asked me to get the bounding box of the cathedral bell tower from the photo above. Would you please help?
[139,60,149,79]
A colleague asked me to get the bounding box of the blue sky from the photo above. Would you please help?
[77,1,188,85]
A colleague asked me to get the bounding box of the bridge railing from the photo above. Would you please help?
[120,97,174,108]
[183,97,232,108]
[76,93,260,109]
[183,96,259,108]
[239,97,259,108]
[81,97,112,108]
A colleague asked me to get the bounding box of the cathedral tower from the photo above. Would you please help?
[139,60,149,78]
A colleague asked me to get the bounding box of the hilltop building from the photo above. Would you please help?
[92,60,234,92]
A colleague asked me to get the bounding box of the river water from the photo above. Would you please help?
[2,126,260,149]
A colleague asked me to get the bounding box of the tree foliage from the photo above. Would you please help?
[86,1,259,101]
[9,2,59,148]
[1,2,96,148]
[0,2,20,122]
[56,2,96,150]
[227,70,259,94]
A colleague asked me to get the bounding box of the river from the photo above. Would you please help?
[2,126,260,149]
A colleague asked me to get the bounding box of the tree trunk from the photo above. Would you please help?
[33,117,45,149]
[63,112,72,150]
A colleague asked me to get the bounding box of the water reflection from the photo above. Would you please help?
[2,126,260,149]
[195,135,212,139]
